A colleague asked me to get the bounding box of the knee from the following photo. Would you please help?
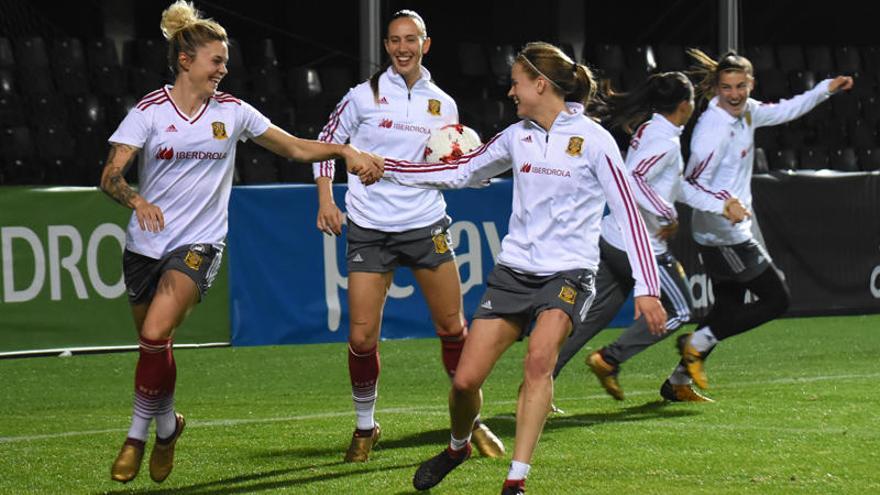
[140,322,173,341]
[348,332,378,353]
[522,351,555,383]
[452,373,482,394]
[435,320,466,341]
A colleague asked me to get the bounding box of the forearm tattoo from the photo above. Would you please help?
[101,144,138,208]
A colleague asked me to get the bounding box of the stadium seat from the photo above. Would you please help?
[0,95,24,127]
[53,65,90,95]
[0,126,40,184]
[754,127,779,155]
[287,67,322,106]
[814,122,846,148]
[72,124,109,185]
[771,148,798,170]
[834,46,861,74]
[789,70,817,94]
[624,45,655,73]
[14,37,49,69]
[861,46,880,73]
[0,37,14,68]
[68,93,107,128]
[776,44,806,72]
[746,45,776,72]
[243,38,279,69]
[86,39,120,70]
[124,39,168,76]
[0,68,14,96]
[831,92,859,120]
[51,38,86,70]
[805,46,834,75]
[220,73,246,95]
[458,42,489,77]
[753,147,769,173]
[37,125,77,184]
[830,148,859,172]
[654,44,686,71]
[29,94,68,127]
[798,146,828,170]
[251,65,283,95]
[227,38,245,72]
[237,144,279,184]
[488,45,516,85]
[319,65,355,101]
[778,124,806,148]
[755,69,788,101]
[591,43,625,73]
[91,65,128,96]
[129,67,165,98]
[16,66,54,96]
[850,72,875,99]
[857,147,880,171]
[847,119,877,148]
[802,96,832,129]
[861,96,880,125]
[105,94,137,128]
[277,156,314,183]
[248,93,292,129]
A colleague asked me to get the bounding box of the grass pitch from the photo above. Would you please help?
[1,314,878,494]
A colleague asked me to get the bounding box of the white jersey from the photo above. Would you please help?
[602,113,726,255]
[312,66,458,232]
[109,85,270,259]
[686,79,833,246]
[384,103,661,298]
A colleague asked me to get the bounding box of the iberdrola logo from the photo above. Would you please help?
[155,147,174,160]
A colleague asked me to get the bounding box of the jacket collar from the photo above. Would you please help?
[708,96,740,124]
[525,102,585,131]
[650,113,683,137]
[384,65,431,91]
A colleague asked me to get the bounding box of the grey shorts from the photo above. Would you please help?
[123,244,223,305]
[346,217,455,273]
[473,264,596,337]
[698,239,772,283]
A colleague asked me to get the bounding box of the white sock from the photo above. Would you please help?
[668,364,691,385]
[354,400,376,431]
[507,460,531,480]
[450,433,471,451]
[155,395,176,439]
[690,327,718,353]
[127,414,151,442]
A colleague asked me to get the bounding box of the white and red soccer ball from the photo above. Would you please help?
[424,124,482,163]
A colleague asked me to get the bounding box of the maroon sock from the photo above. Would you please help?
[440,323,468,378]
[134,337,174,420]
[348,343,380,404]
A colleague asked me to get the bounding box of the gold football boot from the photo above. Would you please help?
[587,350,624,400]
[111,439,145,483]
[471,421,505,458]
[344,422,381,462]
[149,413,186,483]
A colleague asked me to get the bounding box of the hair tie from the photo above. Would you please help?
[519,54,564,91]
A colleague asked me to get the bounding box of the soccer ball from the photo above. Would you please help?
[424,124,482,163]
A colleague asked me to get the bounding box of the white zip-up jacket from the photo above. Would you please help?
[312,66,458,232]
[686,79,833,246]
[602,113,726,255]
[384,103,661,298]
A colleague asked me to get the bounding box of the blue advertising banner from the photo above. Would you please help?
[228,180,634,346]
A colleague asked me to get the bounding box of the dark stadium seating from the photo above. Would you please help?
[0,37,14,68]
[2,35,879,186]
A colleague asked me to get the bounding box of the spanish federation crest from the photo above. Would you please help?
[184,250,203,270]
[744,110,752,126]
[427,99,442,116]
[212,121,228,140]
[431,226,450,254]
[566,136,584,156]
[558,285,577,304]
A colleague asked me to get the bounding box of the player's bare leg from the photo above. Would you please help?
[344,271,393,461]
[415,262,504,457]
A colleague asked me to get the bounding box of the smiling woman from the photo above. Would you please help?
[100,0,384,486]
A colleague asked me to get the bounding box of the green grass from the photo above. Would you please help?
[1,315,878,494]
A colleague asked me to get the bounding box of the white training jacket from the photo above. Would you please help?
[312,65,458,232]
[602,113,726,255]
[384,103,661,298]
[686,79,833,246]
